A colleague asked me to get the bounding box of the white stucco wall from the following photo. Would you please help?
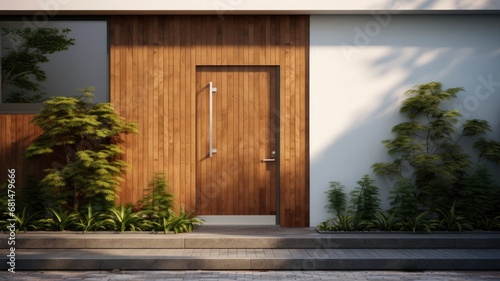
[309,14,500,226]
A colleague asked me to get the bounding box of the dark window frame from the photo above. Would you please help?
[0,16,110,114]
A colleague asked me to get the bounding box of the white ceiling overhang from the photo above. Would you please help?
[1,0,500,15]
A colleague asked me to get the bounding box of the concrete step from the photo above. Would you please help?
[2,227,500,271]
[3,248,500,270]
[3,231,500,249]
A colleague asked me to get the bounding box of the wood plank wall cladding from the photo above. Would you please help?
[110,15,309,227]
[0,115,52,197]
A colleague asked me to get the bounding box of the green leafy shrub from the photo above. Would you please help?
[474,215,500,231]
[74,205,106,232]
[435,202,472,232]
[372,82,493,211]
[103,205,145,232]
[319,82,500,232]
[349,175,380,226]
[319,175,379,231]
[325,181,347,217]
[138,172,174,220]
[455,165,499,223]
[155,209,204,234]
[401,211,438,233]
[12,207,41,233]
[317,221,336,232]
[40,208,79,231]
[387,178,419,220]
[2,172,203,234]
[135,173,204,234]
[363,210,402,231]
[474,138,500,164]
[25,87,138,211]
[328,213,357,231]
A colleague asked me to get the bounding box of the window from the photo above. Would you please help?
[0,18,108,113]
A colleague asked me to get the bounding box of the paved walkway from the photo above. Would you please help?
[1,270,500,281]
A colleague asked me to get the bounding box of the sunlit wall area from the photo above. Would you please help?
[309,14,500,226]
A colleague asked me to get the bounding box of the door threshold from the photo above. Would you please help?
[197,215,276,226]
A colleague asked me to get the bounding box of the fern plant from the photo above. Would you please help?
[320,176,379,231]
[138,172,174,220]
[325,181,347,216]
[349,175,380,225]
[388,178,419,220]
[455,165,499,223]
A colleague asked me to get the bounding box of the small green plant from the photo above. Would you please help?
[319,212,357,232]
[325,181,347,217]
[138,172,174,220]
[401,211,437,233]
[104,205,144,232]
[330,213,357,231]
[12,207,41,233]
[363,210,402,231]
[388,178,419,220]
[74,205,106,232]
[474,215,500,231]
[349,175,380,225]
[40,208,79,231]
[156,209,204,234]
[435,202,472,232]
[317,221,336,232]
[455,165,499,223]
[320,176,380,231]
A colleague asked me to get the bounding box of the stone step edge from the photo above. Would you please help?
[6,237,500,249]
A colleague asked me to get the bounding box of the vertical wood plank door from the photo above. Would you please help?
[196,66,278,220]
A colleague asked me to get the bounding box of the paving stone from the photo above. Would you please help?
[4,248,500,270]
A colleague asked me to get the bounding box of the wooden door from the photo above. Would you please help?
[196,66,278,218]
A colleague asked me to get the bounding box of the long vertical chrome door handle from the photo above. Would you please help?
[209,81,217,157]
